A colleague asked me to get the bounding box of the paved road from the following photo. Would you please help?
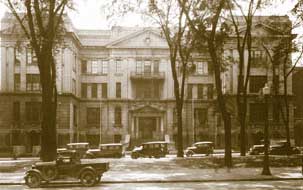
[1,180,302,190]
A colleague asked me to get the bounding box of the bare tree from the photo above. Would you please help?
[2,0,72,161]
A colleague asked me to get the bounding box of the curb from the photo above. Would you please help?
[0,177,302,186]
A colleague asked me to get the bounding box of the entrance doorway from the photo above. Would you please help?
[139,117,156,140]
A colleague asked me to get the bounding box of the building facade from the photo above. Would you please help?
[0,14,295,154]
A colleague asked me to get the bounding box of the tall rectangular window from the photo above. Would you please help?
[251,50,267,66]
[197,84,203,99]
[25,102,41,122]
[187,84,193,99]
[91,83,98,98]
[116,82,121,98]
[114,107,122,126]
[136,60,142,73]
[26,48,37,65]
[81,60,87,73]
[91,60,99,74]
[153,60,159,73]
[13,102,20,121]
[116,59,122,74]
[87,108,100,124]
[102,60,108,74]
[249,76,267,93]
[14,48,21,66]
[81,83,87,98]
[207,84,213,99]
[14,74,20,91]
[196,61,208,75]
[194,108,207,127]
[73,105,77,127]
[26,74,40,91]
[101,83,107,98]
[144,60,151,74]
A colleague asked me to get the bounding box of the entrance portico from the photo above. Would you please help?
[130,105,165,145]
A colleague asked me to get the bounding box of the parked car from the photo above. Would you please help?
[57,142,90,158]
[269,141,301,155]
[85,143,125,158]
[24,151,109,188]
[248,144,265,155]
[185,141,214,157]
[131,141,169,159]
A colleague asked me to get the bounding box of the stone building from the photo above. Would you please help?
[0,13,295,154]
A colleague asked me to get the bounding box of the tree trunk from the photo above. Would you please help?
[39,52,57,162]
[176,101,184,157]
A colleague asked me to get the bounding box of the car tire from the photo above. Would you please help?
[186,151,194,157]
[42,166,58,181]
[80,170,96,187]
[25,172,42,188]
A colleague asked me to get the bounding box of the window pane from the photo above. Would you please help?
[81,60,87,73]
[102,60,108,74]
[116,82,121,98]
[136,60,142,73]
[115,107,122,125]
[87,108,100,124]
[13,102,20,121]
[249,76,267,93]
[102,83,107,98]
[144,60,151,74]
[81,83,87,98]
[91,83,98,98]
[197,84,203,99]
[249,103,266,122]
[91,60,98,74]
[14,74,20,91]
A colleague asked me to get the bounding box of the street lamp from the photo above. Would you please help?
[262,83,271,175]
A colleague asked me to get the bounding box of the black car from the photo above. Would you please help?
[185,141,214,157]
[24,151,109,188]
[85,143,125,158]
[131,141,169,159]
[269,141,301,155]
[248,145,265,155]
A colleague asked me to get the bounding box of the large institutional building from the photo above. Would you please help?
[0,13,296,154]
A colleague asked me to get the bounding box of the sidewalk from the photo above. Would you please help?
[0,157,302,185]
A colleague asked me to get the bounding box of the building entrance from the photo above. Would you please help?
[139,117,156,140]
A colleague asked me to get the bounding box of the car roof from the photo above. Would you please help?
[194,141,213,145]
[99,143,122,146]
[67,142,89,146]
[253,145,264,147]
[143,141,168,145]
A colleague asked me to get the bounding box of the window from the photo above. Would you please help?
[101,83,107,98]
[73,105,77,127]
[114,107,122,126]
[251,50,267,66]
[116,59,122,73]
[136,60,142,73]
[135,81,160,99]
[14,74,20,91]
[81,83,87,98]
[91,60,98,74]
[101,60,108,74]
[187,84,193,99]
[154,60,159,73]
[196,61,208,75]
[26,48,37,65]
[87,108,100,124]
[249,103,266,123]
[114,134,122,143]
[144,60,151,74]
[207,84,213,99]
[194,108,207,127]
[26,74,40,91]
[72,79,76,95]
[91,83,98,98]
[14,48,21,66]
[81,60,87,73]
[25,102,41,122]
[13,102,20,121]
[249,76,267,93]
[197,84,203,99]
[116,82,121,98]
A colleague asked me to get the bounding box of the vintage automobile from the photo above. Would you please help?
[24,150,109,188]
[269,141,301,155]
[57,142,90,158]
[131,141,169,159]
[185,141,214,157]
[248,144,265,155]
[85,143,125,158]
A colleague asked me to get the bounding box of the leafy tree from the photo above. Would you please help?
[179,0,232,167]
[2,0,72,161]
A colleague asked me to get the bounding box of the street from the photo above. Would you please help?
[0,180,302,190]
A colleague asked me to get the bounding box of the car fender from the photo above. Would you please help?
[25,169,43,179]
[78,166,97,178]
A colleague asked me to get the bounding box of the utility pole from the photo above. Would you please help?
[262,84,271,175]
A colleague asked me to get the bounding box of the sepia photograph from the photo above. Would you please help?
[0,0,302,189]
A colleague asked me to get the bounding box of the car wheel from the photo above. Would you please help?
[186,151,193,157]
[25,172,42,188]
[80,170,96,187]
[42,166,58,181]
